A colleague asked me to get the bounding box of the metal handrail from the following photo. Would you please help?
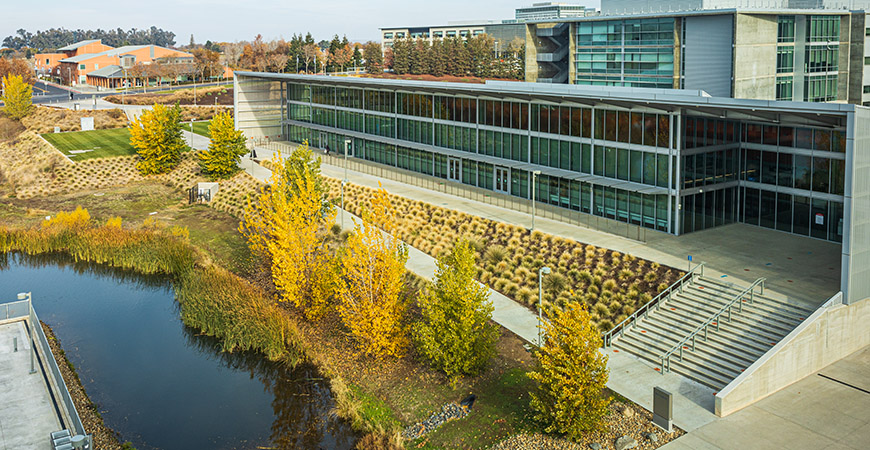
[659,277,766,373]
[602,262,705,348]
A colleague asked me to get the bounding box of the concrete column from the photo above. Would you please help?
[794,16,807,102]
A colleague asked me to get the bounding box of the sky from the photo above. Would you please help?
[3,0,601,45]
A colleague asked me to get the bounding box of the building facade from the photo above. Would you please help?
[34,39,113,79]
[515,2,598,22]
[525,0,870,105]
[380,22,526,54]
[234,73,870,304]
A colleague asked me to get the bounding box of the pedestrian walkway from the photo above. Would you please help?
[240,149,720,431]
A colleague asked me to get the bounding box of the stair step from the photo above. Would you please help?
[612,339,739,390]
[678,285,806,329]
[631,318,765,366]
[648,308,782,356]
[696,278,815,317]
[664,295,797,342]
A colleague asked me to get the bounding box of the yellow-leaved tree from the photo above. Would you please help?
[337,185,409,358]
[240,142,336,320]
[528,302,610,439]
[1,74,33,120]
[129,103,187,175]
[197,111,247,179]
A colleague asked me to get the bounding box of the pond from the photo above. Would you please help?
[0,253,357,450]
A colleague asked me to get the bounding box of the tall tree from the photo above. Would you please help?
[197,111,247,179]
[1,74,33,120]
[362,42,383,74]
[351,44,363,69]
[129,103,187,175]
[302,43,318,73]
[241,141,337,320]
[329,44,354,73]
[413,239,499,382]
[337,186,409,358]
[528,302,610,439]
[0,58,34,84]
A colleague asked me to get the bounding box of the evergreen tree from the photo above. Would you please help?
[362,42,383,74]
[352,44,363,68]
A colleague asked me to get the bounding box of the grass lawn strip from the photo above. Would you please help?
[41,128,135,160]
[189,120,211,138]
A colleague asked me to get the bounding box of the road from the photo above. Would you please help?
[0,80,232,106]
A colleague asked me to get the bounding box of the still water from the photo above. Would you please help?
[0,253,357,450]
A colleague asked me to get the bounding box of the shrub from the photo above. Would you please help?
[645,271,658,282]
[602,279,617,291]
[130,103,186,175]
[1,74,32,120]
[528,303,610,439]
[413,240,498,381]
[484,245,508,264]
[544,272,567,294]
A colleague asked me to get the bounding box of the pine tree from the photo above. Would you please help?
[362,42,383,74]
[413,239,499,382]
[129,103,187,175]
[196,111,247,179]
[528,302,611,439]
[0,74,32,120]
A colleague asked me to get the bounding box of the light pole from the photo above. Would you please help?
[341,179,347,228]
[538,266,551,347]
[531,170,541,230]
[344,138,351,180]
[18,292,36,374]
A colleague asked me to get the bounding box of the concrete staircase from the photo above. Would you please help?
[610,276,815,391]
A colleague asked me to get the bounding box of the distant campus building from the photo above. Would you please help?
[34,39,193,88]
[381,0,870,105]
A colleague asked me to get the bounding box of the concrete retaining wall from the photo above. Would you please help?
[715,292,870,416]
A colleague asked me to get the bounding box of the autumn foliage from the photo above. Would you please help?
[241,141,336,320]
[1,74,33,120]
[528,302,610,439]
[129,103,187,175]
[337,185,409,358]
[197,111,246,179]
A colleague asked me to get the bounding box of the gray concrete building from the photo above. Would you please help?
[514,2,598,22]
[525,0,870,105]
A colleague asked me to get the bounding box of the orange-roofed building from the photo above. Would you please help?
[35,39,113,79]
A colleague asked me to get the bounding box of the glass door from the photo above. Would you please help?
[495,166,510,193]
[448,158,461,182]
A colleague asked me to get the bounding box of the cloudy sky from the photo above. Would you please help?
[4,0,602,45]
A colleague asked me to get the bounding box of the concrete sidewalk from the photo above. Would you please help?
[662,345,870,450]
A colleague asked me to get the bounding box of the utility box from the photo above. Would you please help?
[652,386,673,432]
[80,117,94,131]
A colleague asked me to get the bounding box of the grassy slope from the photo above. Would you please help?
[189,120,211,138]
[41,128,135,160]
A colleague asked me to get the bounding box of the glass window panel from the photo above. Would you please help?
[761,151,778,185]
[811,198,828,239]
[561,141,571,170]
[643,152,656,185]
[605,147,617,178]
[582,144,592,174]
[778,153,794,187]
[812,157,830,193]
[776,193,792,232]
[594,146,604,176]
[571,108,582,137]
[795,128,813,148]
[630,150,643,184]
[829,201,844,242]
[831,159,844,196]
[763,126,779,146]
[794,155,812,190]
[814,129,831,151]
[617,111,630,143]
[744,188,760,226]
[745,149,761,182]
[560,107,571,136]
[657,154,669,188]
[644,114,656,146]
[550,106,561,134]
[571,142,582,172]
[793,195,811,236]
[605,111,617,141]
[616,148,629,180]
[582,108,592,138]
[631,112,644,145]
[779,127,794,147]
[760,190,777,229]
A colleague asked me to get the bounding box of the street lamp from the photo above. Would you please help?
[531,170,541,231]
[538,266,551,347]
[344,138,351,181]
[341,179,347,228]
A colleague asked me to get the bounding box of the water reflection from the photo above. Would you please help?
[0,252,357,450]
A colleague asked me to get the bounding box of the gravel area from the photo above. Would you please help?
[490,400,684,450]
[41,321,126,450]
[402,402,471,440]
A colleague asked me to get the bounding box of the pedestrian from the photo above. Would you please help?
[251,147,258,159]
[325,144,331,155]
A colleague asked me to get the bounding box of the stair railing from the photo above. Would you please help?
[659,277,766,374]
[602,262,705,348]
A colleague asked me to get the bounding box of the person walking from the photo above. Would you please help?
[325,144,331,155]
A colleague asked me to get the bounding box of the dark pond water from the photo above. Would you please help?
[0,253,357,450]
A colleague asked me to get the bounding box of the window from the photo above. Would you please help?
[806,15,840,42]
[433,31,443,38]
[94,63,99,69]
[776,76,793,101]
[804,74,838,102]
[778,16,795,42]
[79,64,85,70]
[383,33,394,39]
[776,47,794,73]
[805,46,838,73]
[865,56,870,65]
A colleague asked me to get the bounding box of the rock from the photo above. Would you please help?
[620,405,635,418]
[645,432,659,442]
[615,435,638,450]
[589,443,601,450]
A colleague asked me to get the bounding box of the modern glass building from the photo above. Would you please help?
[234,72,870,303]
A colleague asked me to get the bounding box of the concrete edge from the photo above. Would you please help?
[714,291,843,415]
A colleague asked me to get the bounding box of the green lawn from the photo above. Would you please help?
[42,128,136,160]
[189,120,211,138]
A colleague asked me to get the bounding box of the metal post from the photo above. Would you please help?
[538,266,551,347]
[532,170,541,230]
[18,293,35,374]
[341,180,347,228]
